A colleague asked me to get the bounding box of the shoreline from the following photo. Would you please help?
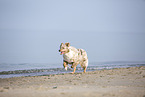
[0,62,145,78]
[0,66,145,97]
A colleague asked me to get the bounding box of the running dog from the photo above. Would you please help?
[59,42,88,74]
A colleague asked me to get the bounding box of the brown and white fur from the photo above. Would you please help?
[59,42,88,74]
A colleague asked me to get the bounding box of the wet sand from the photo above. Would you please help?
[0,66,145,97]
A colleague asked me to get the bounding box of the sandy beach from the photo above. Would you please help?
[0,66,145,97]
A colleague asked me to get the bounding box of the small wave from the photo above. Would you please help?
[0,68,63,75]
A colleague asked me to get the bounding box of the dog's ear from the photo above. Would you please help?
[60,43,64,47]
[65,42,70,47]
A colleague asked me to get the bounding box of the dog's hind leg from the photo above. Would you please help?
[80,59,88,73]
[83,67,87,73]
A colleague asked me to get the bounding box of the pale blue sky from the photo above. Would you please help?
[0,0,145,63]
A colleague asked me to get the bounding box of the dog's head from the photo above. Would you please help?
[59,42,70,55]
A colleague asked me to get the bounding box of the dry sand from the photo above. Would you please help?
[0,66,145,97]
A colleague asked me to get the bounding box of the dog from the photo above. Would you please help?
[59,42,88,74]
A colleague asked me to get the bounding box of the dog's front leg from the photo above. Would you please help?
[63,61,68,71]
[71,63,77,74]
[71,66,76,74]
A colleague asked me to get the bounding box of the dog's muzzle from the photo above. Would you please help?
[59,50,65,55]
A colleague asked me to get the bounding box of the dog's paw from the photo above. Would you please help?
[65,67,68,71]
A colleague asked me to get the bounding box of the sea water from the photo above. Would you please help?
[0,61,145,78]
